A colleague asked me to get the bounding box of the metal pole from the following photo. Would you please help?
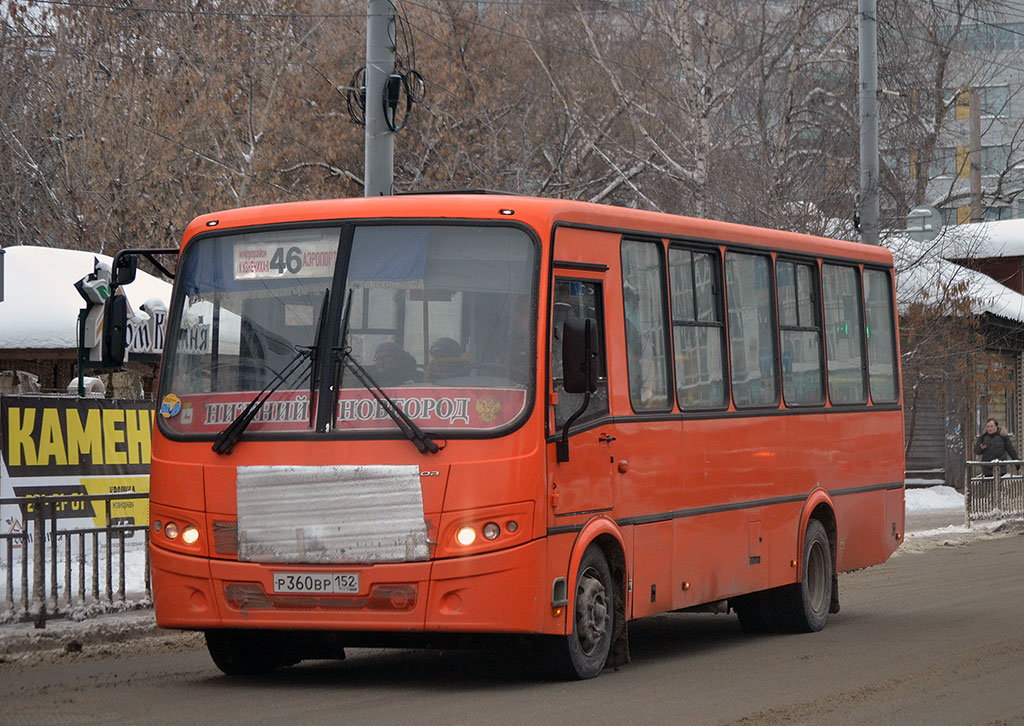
[77,308,87,397]
[858,0,880,245]
[32,504,46,628]
[365,0,396,197]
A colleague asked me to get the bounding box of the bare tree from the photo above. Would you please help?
[878,0,1024,225]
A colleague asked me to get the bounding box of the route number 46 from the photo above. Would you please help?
[269,246,303,275]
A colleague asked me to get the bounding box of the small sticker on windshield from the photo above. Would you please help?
[160,394,182,418]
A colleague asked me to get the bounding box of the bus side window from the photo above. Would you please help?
[777,259,825,406]
[621,239,672,411]
[822,263,867,404]
[863,269,899,403]
[669,247,727,409]
[552,279,609,429]
[726,251,779,407]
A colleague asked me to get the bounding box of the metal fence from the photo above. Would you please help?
[964,460,1024,525]
[0,492,150,627]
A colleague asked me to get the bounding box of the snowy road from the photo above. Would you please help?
[0,524,1022,724]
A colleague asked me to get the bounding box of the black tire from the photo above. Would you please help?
[205,629,292,676]
[775,519,833,633]
[547,545,615,680]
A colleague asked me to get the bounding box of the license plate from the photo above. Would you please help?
[272,572,359,594]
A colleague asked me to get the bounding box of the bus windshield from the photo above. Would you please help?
[159,223,537,438]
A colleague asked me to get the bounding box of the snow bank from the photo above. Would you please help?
[905,485,964,512]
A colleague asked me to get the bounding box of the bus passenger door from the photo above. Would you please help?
[548,276,615,524]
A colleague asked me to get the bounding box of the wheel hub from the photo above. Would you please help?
[575,568,609,655]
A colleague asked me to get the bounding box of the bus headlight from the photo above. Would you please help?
[181,525,200,545]
[164,522,179,540]
[436,503,533,558]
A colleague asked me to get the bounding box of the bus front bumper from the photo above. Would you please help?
[150,538,551,634]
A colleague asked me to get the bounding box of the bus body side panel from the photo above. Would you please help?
[825,408,905,572]
[631,521,673,618]
[667,415,807,608]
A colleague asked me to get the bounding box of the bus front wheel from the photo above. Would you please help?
[547,545,614,680]
[205,629,293,676]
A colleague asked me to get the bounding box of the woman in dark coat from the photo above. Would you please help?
[975,418,1019,463]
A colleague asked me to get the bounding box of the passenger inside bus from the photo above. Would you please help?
[370,342,418,386]
[425,337,470,382]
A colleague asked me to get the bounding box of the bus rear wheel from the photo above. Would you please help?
[205,629,293,676]
[776,519,832,633]
[547,545,614,680]
[731,519,833,634]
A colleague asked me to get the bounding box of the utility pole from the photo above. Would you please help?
[858,0,880,245]
[365,0,396,197]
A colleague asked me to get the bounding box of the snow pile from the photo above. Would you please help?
[905,485,964,512]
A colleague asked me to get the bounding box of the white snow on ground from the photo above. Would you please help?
[905,485,964,512]
[900,484,1021,550]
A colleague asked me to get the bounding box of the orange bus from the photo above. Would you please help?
[148,193,904,679]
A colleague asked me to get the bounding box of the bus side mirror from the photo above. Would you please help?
[113,253,138,287]
[562,318,599,394]
[103,294,128,366]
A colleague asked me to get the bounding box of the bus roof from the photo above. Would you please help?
[182,194,893,266]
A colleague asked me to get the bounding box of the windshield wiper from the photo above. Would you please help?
[308,289,331,428]
[212,289,329,455]
[210,349,313,455]
[341,356,441,454]
[333,289,441,455]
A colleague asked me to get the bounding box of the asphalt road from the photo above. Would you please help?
[1,528,1022,726]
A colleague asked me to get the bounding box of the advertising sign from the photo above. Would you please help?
[0,396,153,540]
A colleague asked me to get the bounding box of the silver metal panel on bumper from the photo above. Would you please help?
[236,464,429,564]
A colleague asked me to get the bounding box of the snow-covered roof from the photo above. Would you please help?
[888,230,1024,324]
[933,218,1024,259]
[0,246,172,350]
